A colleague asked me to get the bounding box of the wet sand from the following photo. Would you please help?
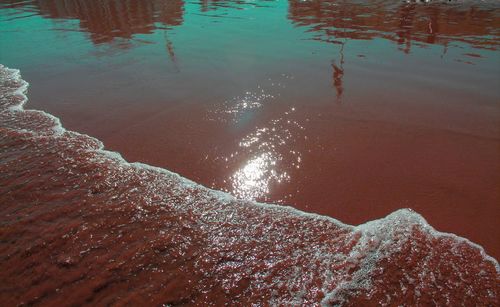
[1,0,500,304]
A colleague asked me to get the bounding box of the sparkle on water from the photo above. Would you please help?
[227,105,305,201]
[231,152,287,200]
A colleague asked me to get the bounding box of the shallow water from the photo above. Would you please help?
[1,0,500,304]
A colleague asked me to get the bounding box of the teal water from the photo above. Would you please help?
[1,1,498,104]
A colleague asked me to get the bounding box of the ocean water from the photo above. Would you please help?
[1,0,499,305]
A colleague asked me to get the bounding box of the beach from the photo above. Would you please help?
[1,0,499,305]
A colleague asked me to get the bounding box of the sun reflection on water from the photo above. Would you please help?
[207,75,305,202]
[228,107,305,201]
[208,89,274,123]
[207,74,294,124]
[230,152,289,200]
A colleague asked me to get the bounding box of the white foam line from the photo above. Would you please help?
[1,64,498,279]
[357,208,500,270]
[2,66,65,136]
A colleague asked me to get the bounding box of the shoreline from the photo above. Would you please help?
[3,64,499,266]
